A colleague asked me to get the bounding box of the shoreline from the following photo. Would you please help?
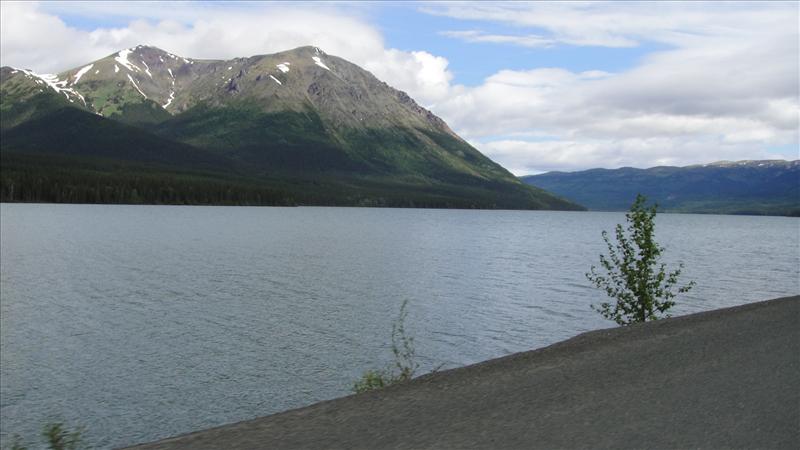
[127,295,800,449]
[3,202,797,217]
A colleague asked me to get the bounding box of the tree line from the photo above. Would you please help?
[0,167,295,206]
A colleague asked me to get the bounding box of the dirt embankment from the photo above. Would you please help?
[128,296,800,449]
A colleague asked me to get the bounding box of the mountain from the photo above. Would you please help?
[521,160,800,216]
[1,46,582,210]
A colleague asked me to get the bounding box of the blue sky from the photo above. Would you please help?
[46,1,667,86]
[2,1,798,174]
[371,3,671,86]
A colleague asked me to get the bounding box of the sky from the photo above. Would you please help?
[1,1,797,175]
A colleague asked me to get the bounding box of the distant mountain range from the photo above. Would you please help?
[522,160,800,216]
[0,45,581,210]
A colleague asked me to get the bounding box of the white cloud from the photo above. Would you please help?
[1,2,384,70]
[1,1,797,174]
[363,49,453,108]
[0,2,106,75]
[480,136,789,175]
[424,2,799,174]
[440,30,554,48]
[438,57,798,173]
[423,2,794,49]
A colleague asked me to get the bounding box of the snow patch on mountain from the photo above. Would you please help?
[163,90,175,108]
[115,49,142,73]
[72,64,93,85]
[142,60,152,78]
[312,57,330,71]
[127,74,147,99]
[14,68,85,105]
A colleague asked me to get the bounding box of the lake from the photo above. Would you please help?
[1,204,797,448]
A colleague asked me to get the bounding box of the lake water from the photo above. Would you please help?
[1,204,797,448]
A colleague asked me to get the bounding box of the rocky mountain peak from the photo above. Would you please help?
[4,44,454,136]
[21,44,456,137]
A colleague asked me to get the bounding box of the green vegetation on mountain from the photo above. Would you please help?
[1,107,230,169]
[152,102,361,173]
[522,162,799,216]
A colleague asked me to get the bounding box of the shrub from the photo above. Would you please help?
[586,194,695,325]
[5,422,85,450]
[353,300,419,393]
[42,422,84,450]
[352,369,390,393]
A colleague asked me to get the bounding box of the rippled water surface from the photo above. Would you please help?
[1,204,798,448]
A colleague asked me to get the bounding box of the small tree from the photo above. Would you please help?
[586,194,694,325]
[389,300,419,382]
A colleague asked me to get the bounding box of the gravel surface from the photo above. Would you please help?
[127,295,800,449]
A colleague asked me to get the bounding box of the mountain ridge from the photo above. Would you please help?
[522,160,799,216]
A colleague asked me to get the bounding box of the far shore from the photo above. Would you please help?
[2,202,798,217]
